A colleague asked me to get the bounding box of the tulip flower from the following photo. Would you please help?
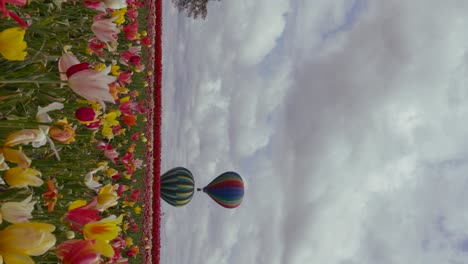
[64,59,116,111]
[123,22,138,41]
[87,37,106,57]
[64,198,102,230]
[120,46,141,66]
[141,36,151,46]
[0,222,56,263]
[35,102,64,146]
[83,215,123,257]
[131,132,139,141]
[126,245,139,257]
[118,70,132,85]
[85,120,102,130]
[126,7,138,21]
[111,7,126,26]
[75,107,98,124]
[91,14,120,49]
[83,0,106,12]
[103,0,127,9]
[95,184,119,211]
[122,114,137,128]
[58,51,80,83]
[0,27,27,60]
[0,152,8,171]
[96,142,119,165]
[4,129,44,147]
[49,118,76,144]
[2,129,45,168]
[42,178,58,212]
[56,239,101,264]
[1,147,30,168]
[0,0,27,13]
[0,195,35,223]
[84,166,104,190]
[130,189,140,202]
[36,102,64,160]
[3,167,43,188]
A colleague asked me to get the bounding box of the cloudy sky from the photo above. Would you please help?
[160,0,468,263]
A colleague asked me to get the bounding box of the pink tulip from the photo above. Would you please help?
[91,14,120,47]
[105,148,119,164]
[58,52,80,81]
[84,120,101,130]
[83,0,106,12]
[126,7,138,21]
[88,37,105,57]
[118,71,132,85]
[64,61,116,111]
[123,22,138,41]
[120,46,141,66]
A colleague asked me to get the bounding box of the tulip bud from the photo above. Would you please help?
[49,119,76,144]
[84,120,101,130]
[66,231,75,239]
[75,107,96,123]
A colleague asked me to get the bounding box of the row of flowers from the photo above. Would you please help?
[0,0,154,263]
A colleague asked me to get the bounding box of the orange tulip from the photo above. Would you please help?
[49,119,76,144]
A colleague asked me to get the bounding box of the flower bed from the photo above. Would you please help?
[0,0,161,263]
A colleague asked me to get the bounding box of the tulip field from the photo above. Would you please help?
[0,0,161,263]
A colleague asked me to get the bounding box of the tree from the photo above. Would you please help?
[172,0,220,20]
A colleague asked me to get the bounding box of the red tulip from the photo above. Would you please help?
[56,239,101,264]
[64,198,102,230]
[75,107,97,123]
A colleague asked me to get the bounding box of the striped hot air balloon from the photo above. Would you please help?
[160,167,195,207]
[200,171,244,209]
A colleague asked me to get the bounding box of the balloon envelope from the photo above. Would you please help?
[203,171,244,208]
[160,167,195,207]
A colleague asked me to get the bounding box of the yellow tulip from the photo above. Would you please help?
[4,129,44,147]
[68,199,88,211]
[1,129,45,168]
[125,237,133,247]
[94,63,106,71]
[1,148,31,169]
[111,8,127,26]
[0,195,36,223]
[111,65,120,76]
[0,27,27,61]
[134,206,142,215]
[95,184,119,211]
[83,215,123,257]
[3,167,43,188]
[0,222,56,263]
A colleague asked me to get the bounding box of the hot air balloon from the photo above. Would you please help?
[160,167,195,207]
[198,171,244,209]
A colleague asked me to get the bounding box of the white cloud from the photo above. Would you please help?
[162,0,468,263]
